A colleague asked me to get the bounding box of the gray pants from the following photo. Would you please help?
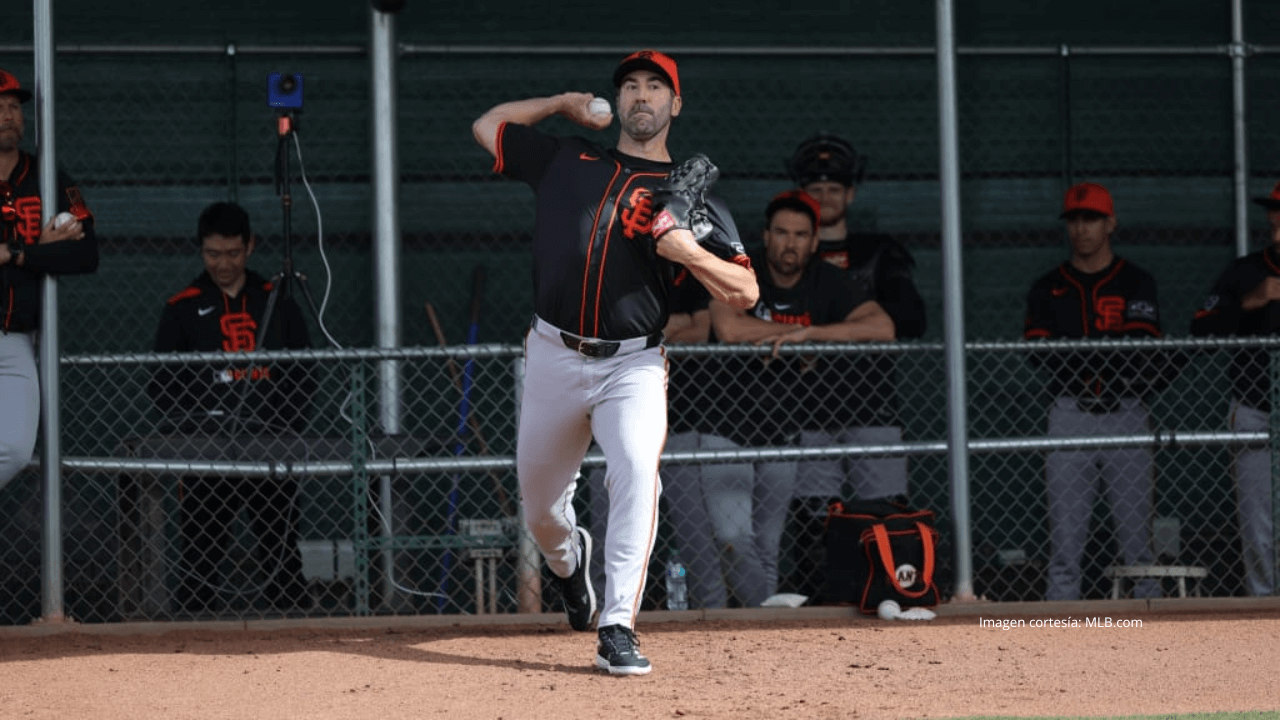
[1229,401,1278,597]
[0,332,39,490]
[796,426,909,500]
[590,431,770,608]
[756,426,910,598]
[1045,397,1158,601]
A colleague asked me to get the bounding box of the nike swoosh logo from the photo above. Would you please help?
[579,152,598,161]
[198,306,216,316]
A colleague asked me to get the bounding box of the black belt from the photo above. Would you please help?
[559,330,662,358]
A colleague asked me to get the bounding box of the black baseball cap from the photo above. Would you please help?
[1253,181,1280,211]
[0,69,32,103]
[613,50,681,97]
[788,133,866,187]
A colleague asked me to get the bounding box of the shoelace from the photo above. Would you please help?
[603,628,641,656]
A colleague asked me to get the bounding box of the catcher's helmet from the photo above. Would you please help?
[787,133,867,187]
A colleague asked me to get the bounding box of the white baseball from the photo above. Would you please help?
[877,599,901,620]
[588,97,611,117]
[55,211,77,228]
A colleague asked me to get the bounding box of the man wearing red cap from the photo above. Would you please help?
[1190,181,1280,597]
[0,69,98,491]
[472,50,757,675]
[711,190,894,601]
[1024,182,1178,601]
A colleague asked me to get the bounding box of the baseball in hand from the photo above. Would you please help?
[588,97,611,117]
[55,211,77,228]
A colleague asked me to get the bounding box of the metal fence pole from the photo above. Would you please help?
[1231,0,1250,259]
[936,0,975,601]
[371,3,402,610]
[33,0,70,625]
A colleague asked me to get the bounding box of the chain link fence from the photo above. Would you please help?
[2,337,1275,624]
[3,43,1280,624]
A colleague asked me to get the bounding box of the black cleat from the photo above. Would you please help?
[595,624,652,676]
[555,526,596,632]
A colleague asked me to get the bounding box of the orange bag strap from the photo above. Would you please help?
[871,522,936,599]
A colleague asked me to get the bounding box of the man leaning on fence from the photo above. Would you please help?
[1024,182,1180,601]
[0,69,98,491]
[149,201,314,614]
[1189,180,1280,598]
[711,189,892,601]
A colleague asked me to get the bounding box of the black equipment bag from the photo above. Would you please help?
[822,498,941,613]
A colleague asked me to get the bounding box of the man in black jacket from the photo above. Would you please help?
[151,201,313,613]
[0,68,98,490]
[1190,181,1280,597]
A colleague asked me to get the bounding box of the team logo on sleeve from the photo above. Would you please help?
[1127,299,1158,322]
[619,187,655,239]
[1200,295,1219,312]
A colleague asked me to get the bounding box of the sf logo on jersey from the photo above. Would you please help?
[220,312,258,353]
[619,187,655,240]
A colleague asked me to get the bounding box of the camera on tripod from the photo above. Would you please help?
[268,72,304,109]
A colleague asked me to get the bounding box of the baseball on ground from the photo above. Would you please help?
[588,97,611,117]
[55,211,77,228]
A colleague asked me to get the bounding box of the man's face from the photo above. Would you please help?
[201,232,253,295]
[617,70,681,143]
[0,94,24,153]
[801,180,855,227]
[1065,211,1115,260]
[1270,210,1280,246]
[763,208,818,283]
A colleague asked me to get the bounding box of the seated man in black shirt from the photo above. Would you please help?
[150,202,314,613]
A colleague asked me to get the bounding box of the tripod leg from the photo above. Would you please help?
[256,272,287,348]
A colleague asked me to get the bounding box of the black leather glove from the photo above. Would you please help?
[652,153,719,242]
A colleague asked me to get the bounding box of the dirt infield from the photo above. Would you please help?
[2,603,1278,720]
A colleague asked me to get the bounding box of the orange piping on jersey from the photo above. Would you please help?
[1264,250,1280,276]
[731,254,752,270]
[1024,327,1052,339]
[1057,265,1090,337]
[1192,308,1217,320]
[12,153,30,188]
[1121,320,1162,337]
[3,287,12,331]
[591,172,665,337]
[491,122,508,175]
[1090,259,1127,335]
[167,286,202,305]
[629,345,668,628]
[579,161,624,335]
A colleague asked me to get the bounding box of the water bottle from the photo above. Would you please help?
[665,548,688,610]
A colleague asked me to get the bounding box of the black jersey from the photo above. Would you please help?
[1,150,98,333]
[818,232,926,339]
[819,231,927,426]
[1024,256,1177,404]
[666,273,713,435]
[494,122,747,340]
[150,269,314,434]
[1190,246,1280,411]
[729,251,859,446]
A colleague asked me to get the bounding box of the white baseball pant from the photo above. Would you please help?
[517,316,667,629]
